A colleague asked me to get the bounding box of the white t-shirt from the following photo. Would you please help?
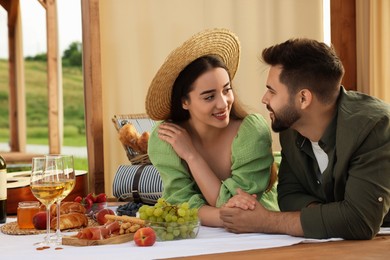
[311,141,329,174]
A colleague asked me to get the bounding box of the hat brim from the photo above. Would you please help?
[145,28,241,121]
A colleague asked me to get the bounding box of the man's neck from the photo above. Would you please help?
[294,103,337,142]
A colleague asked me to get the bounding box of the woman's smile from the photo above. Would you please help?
[213,111,228,120]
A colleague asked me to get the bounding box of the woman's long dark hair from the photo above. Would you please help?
[170,55,247,122]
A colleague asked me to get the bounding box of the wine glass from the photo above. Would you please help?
[50,155,76,244]
[30,156,66,246]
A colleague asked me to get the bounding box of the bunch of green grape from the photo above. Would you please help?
[138,198,199,241]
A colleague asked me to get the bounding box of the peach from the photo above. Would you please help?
[32,211,47,230]
[134,227,156,246]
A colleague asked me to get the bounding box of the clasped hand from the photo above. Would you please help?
[220,188,270,233]
[224,188,257,210]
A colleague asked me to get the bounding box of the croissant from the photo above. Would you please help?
[136,131,150,154]
[118,123,142,152]
[50,202,86,217]
[50,212,88,230]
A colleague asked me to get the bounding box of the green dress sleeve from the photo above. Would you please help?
[148,121,207,209]
[148,114,279,211]
[218,114,279,210]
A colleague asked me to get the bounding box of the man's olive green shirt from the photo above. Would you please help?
[278,87,390,239]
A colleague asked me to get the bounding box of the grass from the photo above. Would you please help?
[0,59,88,170]
[7,158,88,173]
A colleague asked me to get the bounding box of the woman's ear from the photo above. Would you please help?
[182,98,189,110]
[299,89,312,109]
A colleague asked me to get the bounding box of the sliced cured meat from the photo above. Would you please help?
[76,221,120,240]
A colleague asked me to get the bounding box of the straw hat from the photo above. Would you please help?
[145,28,241,120]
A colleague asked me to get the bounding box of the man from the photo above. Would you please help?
[220,38,390,240]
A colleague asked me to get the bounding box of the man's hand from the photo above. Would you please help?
[220,197,270,233]
[220,193,304,236]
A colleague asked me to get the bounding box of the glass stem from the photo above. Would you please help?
[56,200,61,236]
[45,205,51,242]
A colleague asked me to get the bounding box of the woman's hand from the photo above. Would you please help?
[157,122,198,161]
[224,188,257,210]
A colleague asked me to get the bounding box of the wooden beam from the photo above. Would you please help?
[46,0,61,154]
[0,0,9,11]
[37,0,47,9]
[7,0,18,26]
[7,0,20,152]
[81,0,105,194]
[330,0,357,91]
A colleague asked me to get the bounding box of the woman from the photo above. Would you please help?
[145,28,278,227]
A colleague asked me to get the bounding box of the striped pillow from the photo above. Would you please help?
[112,164,163,205]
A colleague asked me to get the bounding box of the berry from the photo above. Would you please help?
[116,201,143,217]
[83,197,93,209]
[74,196,83,203]
[95,193,107,203]
[86,192,96,203]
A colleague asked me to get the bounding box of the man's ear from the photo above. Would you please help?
[299,89,312,109]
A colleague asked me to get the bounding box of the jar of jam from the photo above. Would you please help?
[17,201,40,229]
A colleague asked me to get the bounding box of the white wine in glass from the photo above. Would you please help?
[30,156,66,246]
[51,155,76,244]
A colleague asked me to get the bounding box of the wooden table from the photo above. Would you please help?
[170,235,389,259]
[2,209,389,259]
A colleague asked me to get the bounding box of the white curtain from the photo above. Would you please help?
[356,0,390,103]
[99,0,324,195]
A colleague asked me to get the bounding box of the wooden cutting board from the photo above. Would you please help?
[62,233,134,246]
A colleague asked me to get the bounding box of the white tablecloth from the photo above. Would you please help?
[0,217,347,260]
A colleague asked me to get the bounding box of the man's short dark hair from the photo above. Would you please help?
[262,38,345,104]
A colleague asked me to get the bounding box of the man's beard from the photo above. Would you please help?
[267,103,301,132]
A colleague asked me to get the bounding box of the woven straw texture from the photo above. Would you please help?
[0,218,98,235]
[145,28,240,120]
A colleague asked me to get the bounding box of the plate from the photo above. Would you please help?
[62,233,134,246]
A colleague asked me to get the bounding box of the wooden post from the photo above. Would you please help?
[1,0,20,152]
[45,0,61,154]
[331,0,357,91]
[81,0,105,194]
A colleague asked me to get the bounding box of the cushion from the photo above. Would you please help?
[113,164,163,205]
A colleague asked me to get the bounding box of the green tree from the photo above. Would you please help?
[62,41,82,67]
[24,42,82,67]
[25,53,47,61]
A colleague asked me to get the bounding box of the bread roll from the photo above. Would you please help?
[51,202,86,216]
[137,131,150,154]
[118,123,141,151]
[51,212,88,230]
